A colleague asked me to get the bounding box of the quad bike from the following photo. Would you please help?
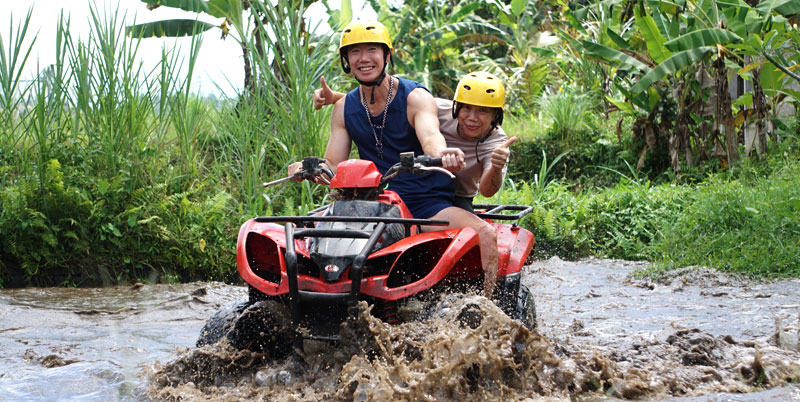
[197,153,536,359]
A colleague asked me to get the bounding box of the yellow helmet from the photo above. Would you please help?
[338,20,394,77]
[339,20,393,51]
[453,72,505,109]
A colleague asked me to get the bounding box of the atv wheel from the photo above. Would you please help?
[197,301,248,347]
[516,284,537,330]
[197,300,294,359]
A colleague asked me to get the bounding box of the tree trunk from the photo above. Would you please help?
[752,67,769,155]
[242,42,254,95]
[713,57,737,167]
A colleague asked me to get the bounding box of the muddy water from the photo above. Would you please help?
[1,258,798,401]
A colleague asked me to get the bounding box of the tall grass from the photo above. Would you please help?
[536,85,598,147]
[0,1,341,286]
[210,0,336,216]
[0,8,36,179]
[0,6,227,286]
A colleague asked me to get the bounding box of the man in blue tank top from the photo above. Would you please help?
[295,20,501,298]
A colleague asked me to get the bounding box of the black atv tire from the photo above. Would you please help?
[516,283,537,330]
[197,301,248,347]
[197,300,294,360]
[494,275,537,330]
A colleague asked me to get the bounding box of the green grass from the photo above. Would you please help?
[503,112,548,142]
[485,142,799,278]
[646,161,800,279]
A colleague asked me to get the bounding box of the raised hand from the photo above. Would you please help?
[313,76,334,110]
[490,136,518,170]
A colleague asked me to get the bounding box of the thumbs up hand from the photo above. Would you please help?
[490,136,517,170]
[313,76,334,110]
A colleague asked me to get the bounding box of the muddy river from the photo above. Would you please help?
[1,257,798,401]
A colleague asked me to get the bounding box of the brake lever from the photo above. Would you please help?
[415,165,455,178]
[263,173,302,187]
[315,175,331,185]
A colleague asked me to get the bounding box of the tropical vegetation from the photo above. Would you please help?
[0,0,798,287]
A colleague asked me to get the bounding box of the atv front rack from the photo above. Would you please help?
[255,215,448,345]
[255,215,448,237]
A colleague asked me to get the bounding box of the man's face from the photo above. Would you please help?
[457,103,496,139]
[346,43,387,82]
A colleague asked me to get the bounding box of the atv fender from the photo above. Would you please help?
[494,223,535,277]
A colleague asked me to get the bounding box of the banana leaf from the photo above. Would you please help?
[339,0,352,29]
[127,20,216,38]
[607,28,632,50]
[139,0,210,13]
[207,0,242,22]
[757,0,800,18]
[511,0,526,17]
[630,46,714,93]
[664,28,742,52]
[571,0,625,22]
[635,7,672,64]
[606,95,638,116]
[581,40,650,72]
[448,3,482,24]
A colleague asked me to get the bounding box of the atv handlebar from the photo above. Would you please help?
[264,157,333,188]
[270,153,452,191]
[380,152,454,188]
[410,154,442,167]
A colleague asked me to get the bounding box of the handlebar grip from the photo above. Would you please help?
[416,155,442,167]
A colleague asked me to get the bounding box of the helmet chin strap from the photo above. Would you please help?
[356,66,387,104]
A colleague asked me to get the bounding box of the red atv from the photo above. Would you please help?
[197,153,536,358]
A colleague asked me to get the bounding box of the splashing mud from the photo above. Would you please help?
[146,297,582,401]
[144,258,800,401]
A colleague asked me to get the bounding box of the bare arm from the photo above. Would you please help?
[322,97,352,174]
[407,87,465,170]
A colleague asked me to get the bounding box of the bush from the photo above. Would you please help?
[0,154,240,287]
[0,159,92,286]
[580,182,689,260]
[508,135,639,190]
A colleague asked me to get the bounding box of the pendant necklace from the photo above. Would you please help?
[360,76,394,160]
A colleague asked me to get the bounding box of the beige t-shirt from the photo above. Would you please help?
[436,98,508,197]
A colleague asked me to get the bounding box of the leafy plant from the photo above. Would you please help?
[569,0,800,174]
[532,148,569,196]
[536,86,598,146]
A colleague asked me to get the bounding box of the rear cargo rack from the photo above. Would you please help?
[473,204,533,222]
